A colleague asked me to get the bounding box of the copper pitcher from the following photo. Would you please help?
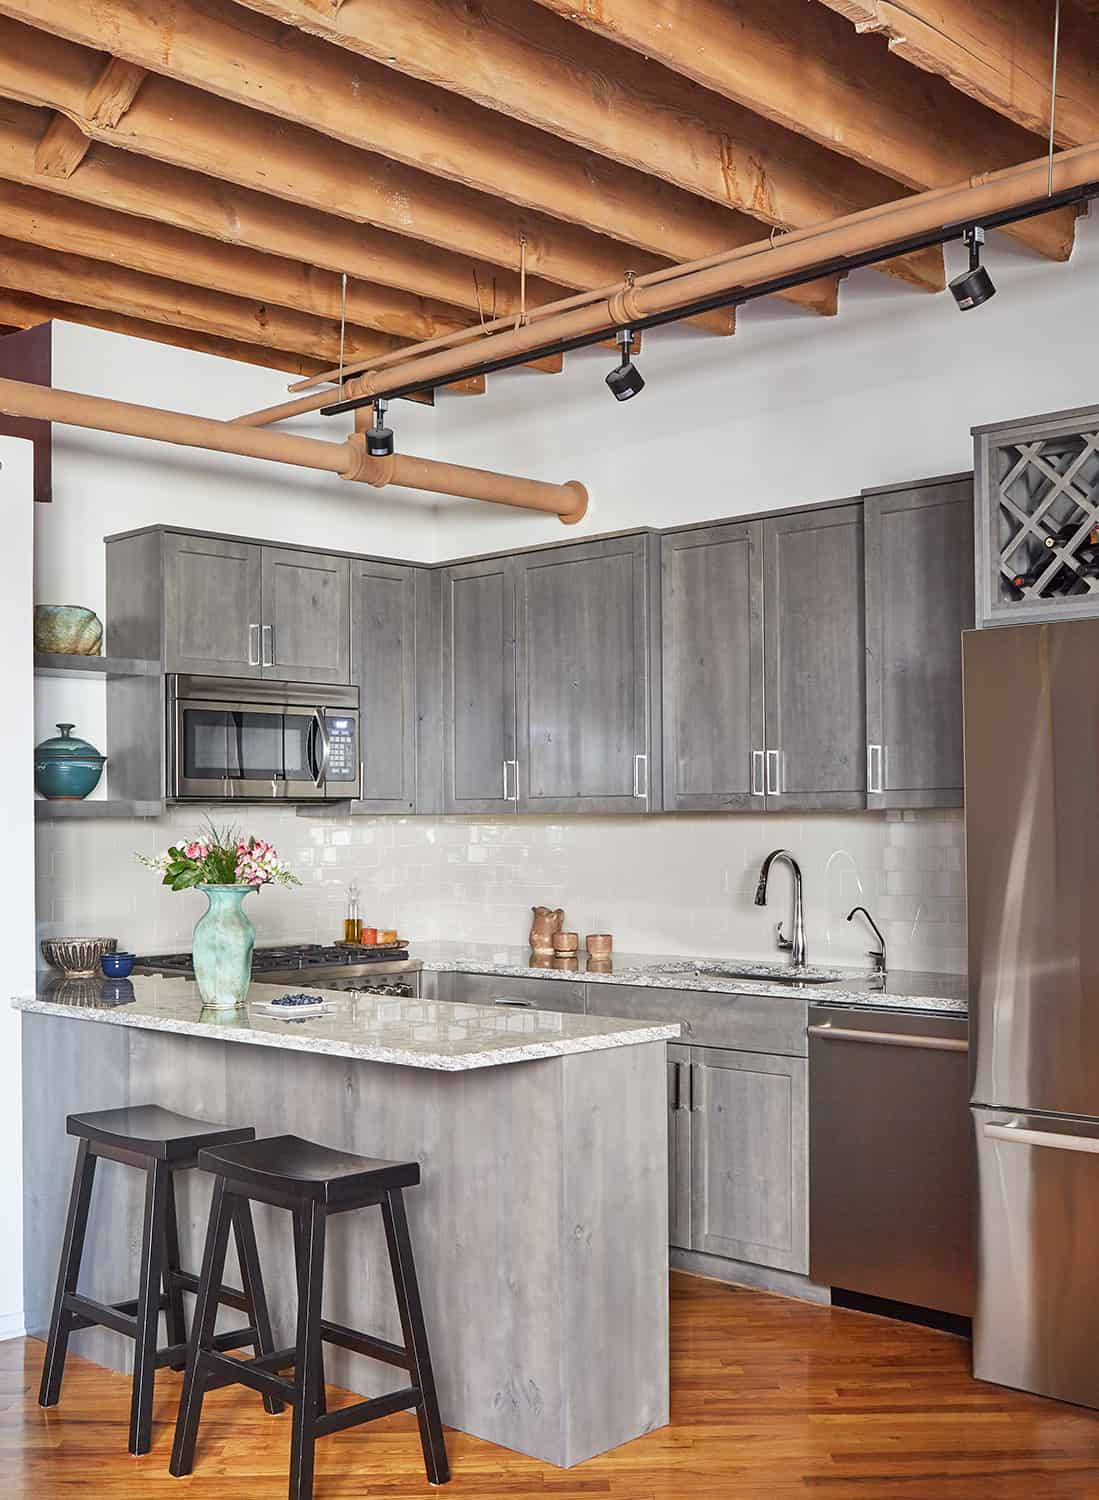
[529,906,564,955]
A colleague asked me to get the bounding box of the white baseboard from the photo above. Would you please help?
[0,1310,26,1341]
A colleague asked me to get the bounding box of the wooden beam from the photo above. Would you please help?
[528,0,1076,264]
[0,14,739,334]
[214,0,940,291]
[31,54,146,181]
[33,113,88,178]
[818,1,1099,147]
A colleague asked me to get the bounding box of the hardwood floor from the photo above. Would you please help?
[3,1271,1099,1498]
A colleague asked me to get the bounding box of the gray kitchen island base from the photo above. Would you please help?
[22,1012,670,1468]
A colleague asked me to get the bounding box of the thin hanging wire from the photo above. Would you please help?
[1048,0,1062,197]
[516,233,528,331]
[337,271,348,387]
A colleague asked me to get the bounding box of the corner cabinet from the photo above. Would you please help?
[863,475,974,809]
[351,558,418,812]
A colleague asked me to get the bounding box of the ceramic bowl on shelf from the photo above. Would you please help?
[34,723,107,800]
[41,936,118,978]
[101,952,135,978]
[33,605,103,656]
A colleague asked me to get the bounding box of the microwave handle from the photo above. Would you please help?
[310,709,331,789]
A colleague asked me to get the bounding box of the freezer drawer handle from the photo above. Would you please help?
[982,1121,1099,1155]
[807,1023,967,1052]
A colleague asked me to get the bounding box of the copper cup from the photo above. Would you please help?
[586,933,613,959]
[552,931,579,953]
[586,957,613,974]
[551,955,580,971]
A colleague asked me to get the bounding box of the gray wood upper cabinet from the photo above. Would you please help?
[689,1046,808,1274]
[668,1042,692,1250]
[351,559,417,812]
[441,557,517,814]
[260,546,350,685]
[515,534,652,813]
[863,475,974,809]
[764,504,866,810]
[163,533,263,678]
[660,521,765,812]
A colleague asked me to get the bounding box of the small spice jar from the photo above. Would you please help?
[552,931,579,953]
[586,933,613,959]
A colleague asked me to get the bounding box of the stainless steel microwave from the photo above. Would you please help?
[167,675,361,802]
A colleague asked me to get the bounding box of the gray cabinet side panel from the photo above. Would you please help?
[104,530,164,661]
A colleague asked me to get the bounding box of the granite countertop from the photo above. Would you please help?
[415,942,969,1015]
[12,975,680,1071]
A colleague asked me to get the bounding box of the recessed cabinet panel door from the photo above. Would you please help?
[690,1047,808,1273]
[163,534,263,677]
[516,535,649,813]
[352,560,416,811]
[764,505,866,810]
[661,522,764,811]
[668,1042,692,1251]
[261,547,351,684]
[442,559,516,814]
[865,477,974,809]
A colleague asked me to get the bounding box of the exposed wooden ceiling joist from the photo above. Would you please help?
[218,0,940,292]
[528,0,1076,263]
[818,1,1099,147]
[0,12,740,335]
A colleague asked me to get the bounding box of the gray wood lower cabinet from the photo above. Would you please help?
[863,475,974,808]
[667,1042,692,1250]
[260,545,350,685]
[351,558,417,812]
[689,1046,808,1274]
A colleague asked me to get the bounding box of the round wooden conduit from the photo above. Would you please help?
[0,377,588,523]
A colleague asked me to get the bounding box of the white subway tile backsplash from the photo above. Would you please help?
[34,803,968,974]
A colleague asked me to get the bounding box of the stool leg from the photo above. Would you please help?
[231,1197,284,1416]
[381,1188,449,1486]
[292,1211,326,1418]
[170,1177,234,1478]
[288,1202,326,1500]
[162,1173,188,1371]
[129,1157,171,1455]
[38,1138,97,1409]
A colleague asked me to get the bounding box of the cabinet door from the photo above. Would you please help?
[764,505,866,810]
[515,534,651,813]
[351,559,417,812]
[864,476,974,809]
[442,558,517,814]
[163,533,263,677]
[668,1042,692,1250]
[661,522,765,811]
[690,1046,808,1273]
[439,971,586,1013]
[260,547,351,684]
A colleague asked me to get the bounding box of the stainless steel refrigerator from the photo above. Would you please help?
[965,617,1099,1408]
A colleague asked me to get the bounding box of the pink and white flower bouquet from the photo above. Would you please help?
[138,820,300,892]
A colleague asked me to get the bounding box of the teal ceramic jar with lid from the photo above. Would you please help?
[34,722,106,800]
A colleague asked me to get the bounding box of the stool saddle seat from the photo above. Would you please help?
[198,1134,420,1205]
[68,1104,255,1161]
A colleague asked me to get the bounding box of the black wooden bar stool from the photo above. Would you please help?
[39,1105,284,1454]
[170,1134,449,1498]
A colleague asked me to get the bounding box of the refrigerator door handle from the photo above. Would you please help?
[982,1119,1099,1155]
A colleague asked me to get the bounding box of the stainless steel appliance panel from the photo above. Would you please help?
[964,621,1099,1116]
[973,1107,1099,1406]
[809,1004,974,1316]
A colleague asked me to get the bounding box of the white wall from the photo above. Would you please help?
[2,437,35,1339]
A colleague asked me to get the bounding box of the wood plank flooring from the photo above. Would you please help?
[3,1271,1099,1498]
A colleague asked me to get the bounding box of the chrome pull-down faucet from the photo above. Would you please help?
[755,849,807,968]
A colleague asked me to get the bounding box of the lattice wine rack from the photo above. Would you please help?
[974,404,1099,628]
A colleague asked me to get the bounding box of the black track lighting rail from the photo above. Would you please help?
[320,178,1099,415]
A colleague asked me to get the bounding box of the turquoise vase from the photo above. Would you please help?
[191,884,255,1011]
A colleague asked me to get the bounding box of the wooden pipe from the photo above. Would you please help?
[337,140,1099,403]
[0,377,588,522]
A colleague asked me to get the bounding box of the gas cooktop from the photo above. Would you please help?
[136,942,411,976]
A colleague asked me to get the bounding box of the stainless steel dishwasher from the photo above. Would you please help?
[808,1004,974,1317]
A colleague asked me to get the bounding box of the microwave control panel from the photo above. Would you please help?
[324,716,359,782]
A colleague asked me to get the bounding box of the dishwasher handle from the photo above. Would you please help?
[808,1022,967,1053]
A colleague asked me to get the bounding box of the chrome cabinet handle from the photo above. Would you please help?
[261,623,273,667]
[983,1120,1099,1154]
[751,749,765,796]
[765,749,780,796]
[502,758,519,802]
[807,1023,967,1052]
[867,743,884,795]
[247,623,261,667]
[633,752,649,800]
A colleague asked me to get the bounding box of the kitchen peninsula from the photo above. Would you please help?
[16,979,677,1468]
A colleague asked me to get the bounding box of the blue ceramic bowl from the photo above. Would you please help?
[101,952,135,978]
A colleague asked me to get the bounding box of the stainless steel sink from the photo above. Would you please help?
[650,960,853,985]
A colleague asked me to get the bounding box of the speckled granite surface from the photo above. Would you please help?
[415,942,968,1014]
[12,976,680,1071]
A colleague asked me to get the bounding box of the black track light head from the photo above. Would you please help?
[366,398,394,456]
[606,327,645,401]
[950,225,996,311]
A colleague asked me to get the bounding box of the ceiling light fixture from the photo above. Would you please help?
[605,328,645,401]
[366,398,394,456]
[950,226,996,311]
